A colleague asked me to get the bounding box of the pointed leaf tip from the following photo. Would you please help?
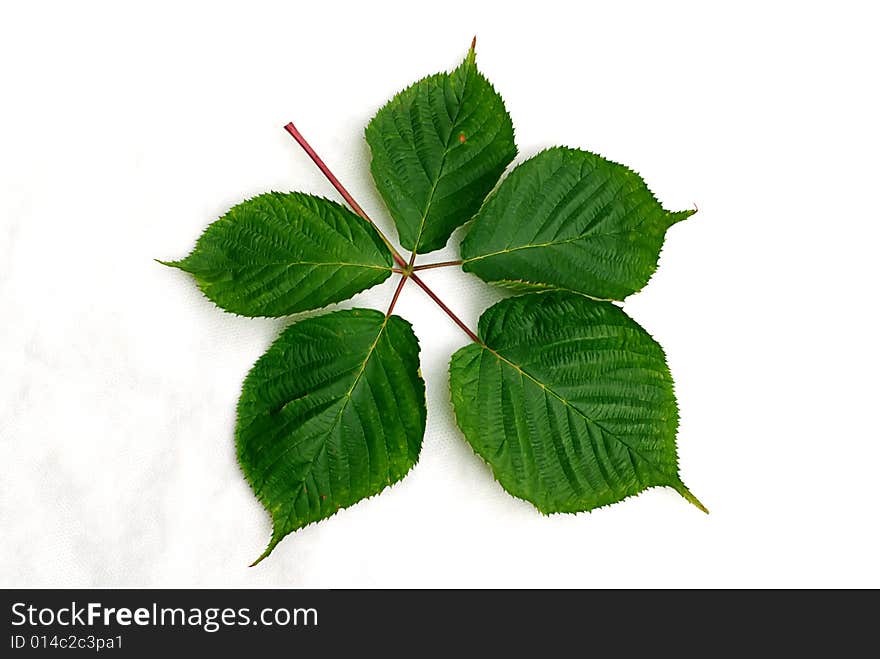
[465,36,477,66]
[249,532,281,567]
[249,551,269,567]
[669,208,698,225]
[676,483,709,514]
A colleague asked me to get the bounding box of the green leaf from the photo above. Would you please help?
[460,147,695,300]
[237,308,426,564]
[449,292,705,515]
[366,43,517,254]
[162,192,393,317]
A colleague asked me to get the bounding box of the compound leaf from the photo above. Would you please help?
[237,308,426,563]
[461,147,694,300]
[366,43,516,255]
[162,43,704,565]
[449,292,705,514]
[163,192,393,316]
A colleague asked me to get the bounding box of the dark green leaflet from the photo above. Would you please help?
[449,292,705,514]
[366,45,516,254]
[461,147,694,300]
[163,192,393,317]
[237,309,426,564]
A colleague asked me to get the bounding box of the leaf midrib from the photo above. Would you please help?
[255,317,391,502]
[478,343,676,484]
[223,261,391,271]
[463,225,652,265]
[409,63,473,255]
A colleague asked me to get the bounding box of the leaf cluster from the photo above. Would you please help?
[164,42,704,564]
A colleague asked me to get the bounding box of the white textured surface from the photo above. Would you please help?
[1,1,879,587]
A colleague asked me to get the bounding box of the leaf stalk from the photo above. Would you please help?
[385,273,408,316]
[283,122,408,269]
[411,260,462,271]
[408,273,481,343]
[284,122,481,344]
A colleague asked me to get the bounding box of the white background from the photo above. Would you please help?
[2,1,878,588]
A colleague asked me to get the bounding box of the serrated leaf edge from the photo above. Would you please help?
[245,311,426,565]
